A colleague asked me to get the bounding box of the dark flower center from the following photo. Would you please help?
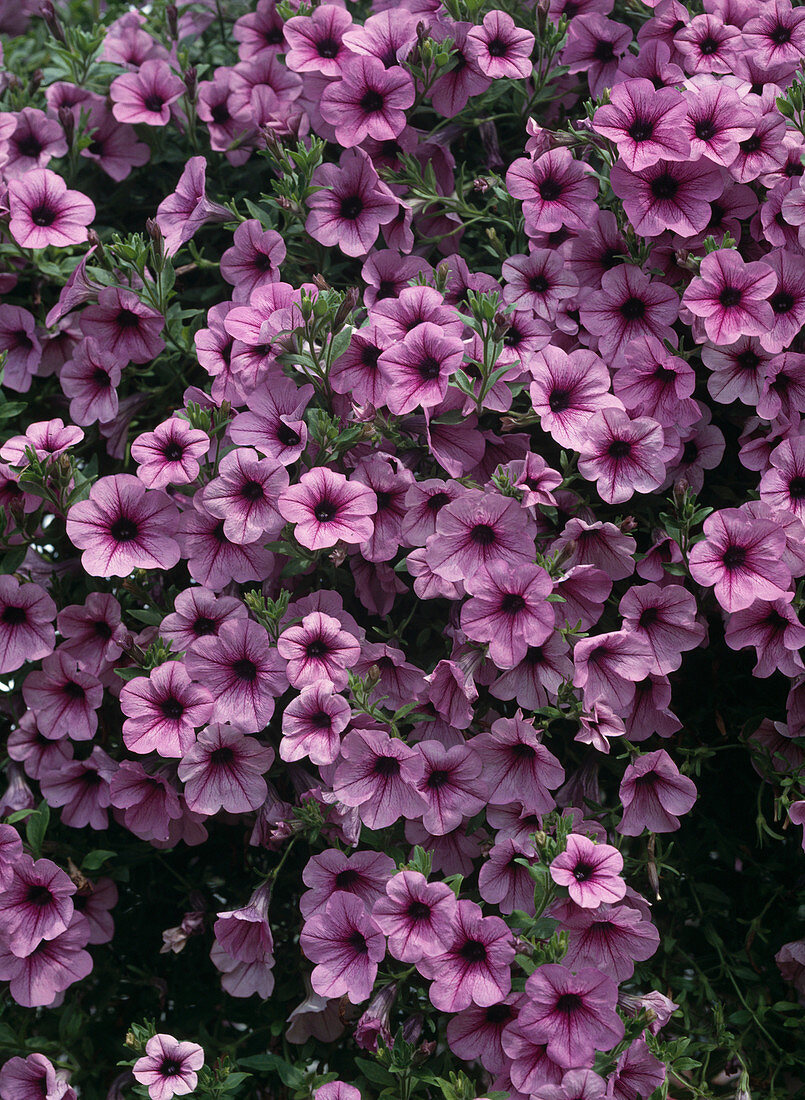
[27,884,54,908]
[309,710,332,729]
[639,606,658,628]
[94,619,113,639]
[470,523,496,546]
[487,37,508,57]
[408,900,432,921]
[573,861,594,881]
[628,118,654,143]
[486,1002,513,1024]
[360,344,382,369]
[608,439,632,459]
[694,117,717,141]
[161,696,184,720]
[92,368,111,388]
[789,476,805,499]
[538,177,562,202]
[418,355,442,381]
[620,296,646,321]
[722,545,746,569]
[426,769,450,789]
[211,103,230,124]
[348,930,368,954]
[682,440,698,464]
[650,172,679,200]
[736,349,760,371]
[116,308,141,329]
[110,517,139,542]
[335,868,360,888]
[240,479,264,502]
[740,134,762,155]
[30,204,57,227]
[548,387,572,412]
[63,680,86,700]
[144,94,165,113]
[1,605,27,626]
[17,135,43,158]
[698,36,718,55]
[276,423,301,447]
[360,89,385,114]
[592,39,616,62]
[771,292,795,314]
[427,491,451,512]
[374,755,401,778]
[376,491,392,511]
[528,274,549,293]
[501,592,526,615]
[210,746,234,765]
[314,499,338,522]
[511,742,536,760]
[306,639,328,658]
[771,22,792,45]
[317,37,339,58]
[340,196,364,221]
[459,938,487,963]
[193,616,217,636]
[160,1059,182,1077]
[719,287,742,308]
[232,658,258,681]
[163,442,184,461]
[555,992,583,1014]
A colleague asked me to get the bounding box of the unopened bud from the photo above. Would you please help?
[334,286,359,330]
[40,1,66,42]
[673,477,690,508]
[620,515,637,533]
[58,106,75,145]
[313,274,330,292]
[166,3,179,39]
[183,66,197,100]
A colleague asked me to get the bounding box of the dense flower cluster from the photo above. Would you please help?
[0,0,805,1098]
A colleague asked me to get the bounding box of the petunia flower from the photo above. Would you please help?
[549,834,626,909]
[0,576,56,676]
[121,661,214,758]
[300,893,385,1004]
[278,467,377,551]
[372,870,457,963]
[132,1034,204,1100]
[682,249,776,346]
[467,10,535,79]
[110,59,185,126]
[178,724,274,814]
[592,78,690,171]
[306,147,399,258]
[155,156,230,256]
[577,407,667,505]
[618,749,697,834]
[8,169,94,249]
[688,507,792,611]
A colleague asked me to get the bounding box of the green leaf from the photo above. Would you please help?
[238,1054,305,1089]
[26,801,50,859]
[354,1059,395,1087]
[81,849,116,872]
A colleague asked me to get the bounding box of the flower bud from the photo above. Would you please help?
[166,3,179,39]
[58,106,75,145]
[40,0,66,42]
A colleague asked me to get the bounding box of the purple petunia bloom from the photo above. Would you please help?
[507,149,598,234]
[320,56,414,147]
[592,79,690,171]
[184,619,288,733]
[155,156,230,256]
[278,467,377,551]
[132,1034,204,1100]
[0,576,56,676]
[688,507,792,611]
[333,727,426,829]
[473,712,565,815]
[379,322,464,415]
[0,1054,74,1100]
[79,286,165,367]
[682,249,776,346]
[306,147,398,258]
[618,749,697,835]
[417,898,515,1012]
[611,157,724,238]
[202,447,289,545]
[0,854,75,958]
[110,60,185,126]
[517,963,624,1069]
[549,834,626,909]
[300,893,385,1004]
[460,561,554,668]
[426,490,536,582]
[178,724,274,814]
[121,661,214,758]
[281,681,350,766]
[467,11,535,79]
[66,474,180,577]
[577,407,666,505]
[8,169,94,249]
[131,417,210,489]
[372,870,457,963]
[22,649,103,742]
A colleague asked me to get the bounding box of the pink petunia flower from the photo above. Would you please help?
[688,507,792,611]
[22,649,103,742]
[610,157,724,238]
[66,474,181,577]
[300,892,385,1004]
[155,156,230,256]
[202,447,289,545]
[549,834,626,909]
[306,147,398,258]
[110,60,185,126]
[79,286,165,367]
[460,561,554,668]
[0,576,56,675]
[121,661,214,758]
[60,338,121,426]
[592,78,690,171]
[131,417,210,490]
[178,724,274,814]
[417,898,515,1012]
[0,854,75,958]
[132,1034,204,1100]
[333,726,427,829]
[467,10,535,79]
[506,149,598,234]
[472,712,564,815]
[517,963,624,1069]
[277,611,360,690]
[372,870,457,963]
[184,619,288,733]
[577,407,666,505]
[618,749,697,834]
[321,56,414,147]
[682,249,776,346]
[8,169,94,249]
[278,467,377,551]
[379,322,464,415]
[281,681,351,766]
